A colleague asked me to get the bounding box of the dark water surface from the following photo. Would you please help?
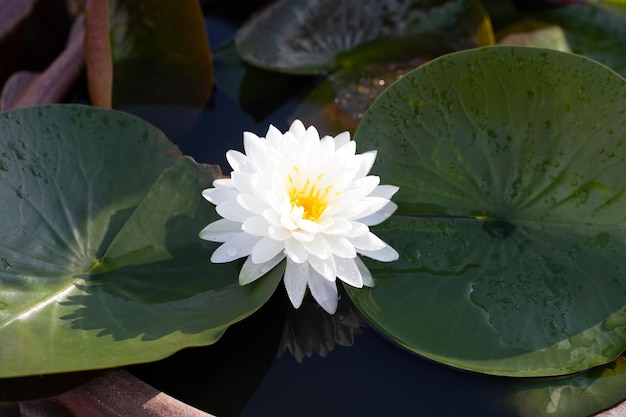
[124,10,521,417]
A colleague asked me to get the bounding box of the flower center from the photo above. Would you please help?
[288,168,331,221]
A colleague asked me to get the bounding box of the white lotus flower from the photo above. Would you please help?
[199,120,399,314]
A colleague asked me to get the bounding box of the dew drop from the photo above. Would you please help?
[1,258,11,269]
[29,165,42,177]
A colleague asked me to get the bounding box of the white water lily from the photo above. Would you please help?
[199,120,399,314]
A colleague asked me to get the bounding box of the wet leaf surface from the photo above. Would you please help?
[348,46,626,376]
[0,105,281,377]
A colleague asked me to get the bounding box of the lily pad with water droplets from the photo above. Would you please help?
[347,46,626,376]
[0,105,282,377]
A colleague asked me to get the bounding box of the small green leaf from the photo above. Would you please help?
[0,105,281,377]
[349,46,626,376]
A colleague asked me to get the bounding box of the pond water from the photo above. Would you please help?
[125,8,524,417]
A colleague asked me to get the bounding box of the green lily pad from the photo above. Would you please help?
[348,46,626,376]
[235,0,494,74]
[0,105,281,378]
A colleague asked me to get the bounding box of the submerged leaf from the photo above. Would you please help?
[508,355,626,417]
[349,46,626,376]
[235,0,494,74]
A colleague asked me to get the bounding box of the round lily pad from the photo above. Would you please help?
[348,46,626,376]
[0,105,281,377]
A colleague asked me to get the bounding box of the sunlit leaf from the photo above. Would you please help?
[496,20,571,51]
[235,0,494,74]
[508,355,626,417]
[348,46,626,376]
[534,2,626,77]
[0,105,281,377]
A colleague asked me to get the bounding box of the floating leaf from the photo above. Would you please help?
[348,46,626,376]
[0,105,281,377]
[235,0,494,74]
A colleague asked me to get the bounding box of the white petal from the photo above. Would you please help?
[351,231,387,251]
[335,257,363,288]
[308,254,336,281]
[199,218,241,242]
[344,221,369,238]
[288,119,306,137]
[231,171,254,194]
[284,259,309,308]
[303,125,321,146]
[326,236,356,258]
[242,215,270,236]
[202,185,236,205]
[251,236,285,263]
[318,134,336,157]
[302,235,331,259]
[226,149,246,172]
[291,229,316,242]
[239,253,285,285]
[370,184,399,199]
[268,225,292,241]
[210,233,260,263]
[308,270,338,314]
[211,178,233,189]
[358,201,398,226]
[284,239,309,263]
[354,150,377,178]
[335,139,356,160]
[335,176,380,202]
[333,131,351,149]
[358,243,399,262]
[216,199,253,223]
[355,257,375,287]
[243,132,267,167]
[337,198,388,221]
[321,217,351,235]
[266,124,284,141]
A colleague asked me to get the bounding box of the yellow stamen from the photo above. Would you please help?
[288,168,332,221]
